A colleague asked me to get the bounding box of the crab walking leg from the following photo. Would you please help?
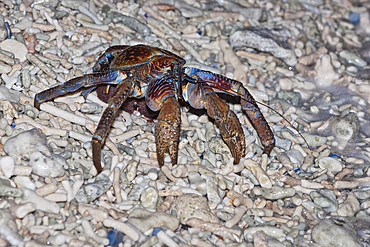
[234,84,275,154]
[34,70,128,109]
[204,91,246,164]
[155,97,181,167]
[184,67,275,155]
[92,79,134,173]
[241,97,275,155]
[79,46,131,100]
[146,77,181,167]
[183,82,245,164]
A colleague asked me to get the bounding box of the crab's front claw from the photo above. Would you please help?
[155,96,181,167]
[204,92,245,164]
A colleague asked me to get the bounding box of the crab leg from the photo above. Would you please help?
[92,79,134,173]
[93,45,129,73]
[183,82,245,163]
[155,97,181,167]
[34,70,127,109]
[204,91,246,164]
[184,67,275,155]
[78,46,131,100]
[146,77,181,167]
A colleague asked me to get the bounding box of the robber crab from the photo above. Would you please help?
[34,44,275,173]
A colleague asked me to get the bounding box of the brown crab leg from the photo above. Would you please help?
[236,86,275,155]
[204,91,246,164]
[146,77,181,167]
[92,79,133,173]
[155,96,181,167]
[184,82,245,164]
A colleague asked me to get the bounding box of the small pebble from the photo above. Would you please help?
[0,39,28,62]
[0,178,23,197]
[13,176,35,190]
[140,186,159,209]
[331,112,359,143]
[22,189,59,213]
[171,193,219,224]
[127,208,179,232]
[311,217,362,247]
[317,156,342,172]
[29,151,65,177]
[4,128,51,164]
[253,186,296,200]
[9,202,36,219]
[314,54,339,87]
[244,225,286,242]
[0,156,14,178]
[339,50,367,67]
[310,189,338,213]
[75,173,112,203]
[230,29,297,66]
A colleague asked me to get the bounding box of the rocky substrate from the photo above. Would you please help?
[0,0,370,246]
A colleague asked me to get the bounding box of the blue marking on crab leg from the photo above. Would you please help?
[34,70,127,109]
[184,67,245,96]
[93,46,129,72]
[81,86,97,98]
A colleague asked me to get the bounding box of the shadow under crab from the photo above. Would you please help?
[96,85,159,121]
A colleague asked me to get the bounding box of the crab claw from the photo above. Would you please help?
[155,96,181,167]
[204,92,245,164]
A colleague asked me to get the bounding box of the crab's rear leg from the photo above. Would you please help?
[146,77,181,167]
[92,79,134,173]
[185,68,275,155]
[34,70,127,110]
